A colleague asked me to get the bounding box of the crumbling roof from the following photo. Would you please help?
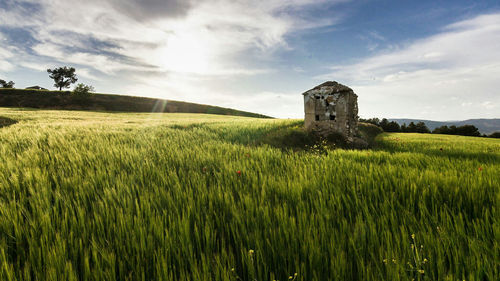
[302,81,353,95]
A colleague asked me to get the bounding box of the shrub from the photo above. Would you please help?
[0,79,15,88]
[73,83,95,97]
[488,132,500,138]
[359,117,380,126]
[358,122,383,146]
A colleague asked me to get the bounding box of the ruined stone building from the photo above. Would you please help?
[303,81,359,141]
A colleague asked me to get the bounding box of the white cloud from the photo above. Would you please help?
[1,0,342,77]
[0,47,15,72]
[321,13,500,120]
[481,101,496,110]
[293,66,305,73]
[1,0,350,117]
[0,30,14,72]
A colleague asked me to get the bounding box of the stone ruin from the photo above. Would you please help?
[303,81,359,142]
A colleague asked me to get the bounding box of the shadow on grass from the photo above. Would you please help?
[0,116,18,128]
[169,120,350,153]
[168,121,499,165]
[375,137,500,165]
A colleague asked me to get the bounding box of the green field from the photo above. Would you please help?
[0,108,498,281]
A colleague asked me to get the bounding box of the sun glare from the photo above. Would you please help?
[158,33,211,75]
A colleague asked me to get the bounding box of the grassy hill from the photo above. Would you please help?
[0,88,270,118]
[0,108,498,281]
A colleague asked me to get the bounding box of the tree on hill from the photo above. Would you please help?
[0,79,15,88]
[47,67,78,90]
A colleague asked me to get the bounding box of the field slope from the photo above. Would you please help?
[0,89,270,118]
[0,108,498,281]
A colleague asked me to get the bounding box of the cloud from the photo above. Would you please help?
[321,13,500,120]
[293,66,305,73]
[0,0,348,117]
[0,0,342,76]
[106,0,194,21]
[0,31,15,72]
[357,30,386,52]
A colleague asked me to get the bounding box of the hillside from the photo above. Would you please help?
[0,88,270,118]
[0,108,498,281]
[391,118,500,134]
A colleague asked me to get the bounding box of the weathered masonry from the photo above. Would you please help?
[303,81,359,140]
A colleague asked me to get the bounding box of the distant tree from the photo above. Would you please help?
[415,122,431,133]
[379,118,389,129]
[47,67,78,91]
[433,124,480,136]
[455,125,480,137]
[73,83,95,97]
[433,125,451,134]
[400,123,408,132]
[0,79,15,88]
[385,121,401,132]
[488,132,500,138]
[377,118,401,132]
[359,117,381,127]
[407,122,417,132]
[72,83,95,106]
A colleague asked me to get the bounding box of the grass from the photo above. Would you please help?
[0,108,498,281]
[0,89,271,118]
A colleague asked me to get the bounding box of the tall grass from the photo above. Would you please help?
[0,108,498,281]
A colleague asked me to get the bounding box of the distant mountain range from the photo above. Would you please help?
[390,118,500,134]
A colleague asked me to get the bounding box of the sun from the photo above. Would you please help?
[158,32,211,75]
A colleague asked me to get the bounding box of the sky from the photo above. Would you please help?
[1,0,499,120]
